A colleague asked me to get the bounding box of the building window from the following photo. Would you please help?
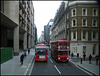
[93,8,97,16]
[93,31,96,39]
[82,19,87,26]
[72,19,77,27]
[73,31,76,39]
[71,31,77,41]
[92,19,97,27]
[83,30,86,39]
[82,30,88,41]
[72,31,77,40]
[82,8,87,16]
[92,31,98,40]
[83,46,86,53]
[72,8,76,16]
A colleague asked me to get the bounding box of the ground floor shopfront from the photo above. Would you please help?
[70,41,99,58]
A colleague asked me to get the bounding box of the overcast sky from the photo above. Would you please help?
[33,1,62,39]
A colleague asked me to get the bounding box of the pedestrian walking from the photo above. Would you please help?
[28,48,30,54]
[20,54,24,65]
[95,54,99,65]
[24,52,27,57]
[83,53,86,61]
[80,55,83,64]
[89,54,92,64]
[77,53,79,58]
[71,52,73,57]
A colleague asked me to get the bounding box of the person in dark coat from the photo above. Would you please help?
[24,52,27,57]
[95,55,99,65]
[28,49,30,54]
[20,54,24,65]
[89,54,92,64]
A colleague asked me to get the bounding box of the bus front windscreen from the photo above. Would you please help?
[36,48,47,55]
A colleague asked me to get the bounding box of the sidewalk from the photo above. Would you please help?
[1,48,35,75]
[69,56,99,75]
[77,61,99,75]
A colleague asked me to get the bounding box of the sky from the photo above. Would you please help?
[32,1,62,39]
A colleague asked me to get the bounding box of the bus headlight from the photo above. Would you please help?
[67,46,69,49]
[58,46,60,49]
[58,57,60,60]
[67,58,69,60]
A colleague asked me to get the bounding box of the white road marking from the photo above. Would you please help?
[24,56,34,75]
[22,65,27,68]
[54,65,61,74]
[50,59,53,63]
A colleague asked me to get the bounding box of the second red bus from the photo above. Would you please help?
[51,40,69,62]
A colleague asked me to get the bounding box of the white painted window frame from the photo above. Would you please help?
[72,19,77,27]
[81,30,88,41]
[82,18,87,27]
[92,19,97,27]
[91,31,98,41]
[82,8,87,16]
[93,8,98,16]
[71,30,77,41]
[72,8,76,17]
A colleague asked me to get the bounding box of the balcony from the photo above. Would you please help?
[19,21,22,26]
[19,2,22,10]
[19,15,22,21]
[19,9,22,16]
[22,13,24,19]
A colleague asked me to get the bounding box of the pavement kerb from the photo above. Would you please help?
[69,60,76,65]
[24,48,35,75]
[69,60,96,75]
[77,62,96,76]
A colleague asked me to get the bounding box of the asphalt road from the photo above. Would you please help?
[31,49,89,75]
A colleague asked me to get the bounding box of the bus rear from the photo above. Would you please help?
[35,46,48,61]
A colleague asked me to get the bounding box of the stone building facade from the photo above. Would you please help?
[50,1,99,57]
[1,0,34,55]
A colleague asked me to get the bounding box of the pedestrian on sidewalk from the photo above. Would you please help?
[80,55,83,64]
[77,53,79,58]
[71,52,73,57]
[20,54,24,65]
[28,48,30,54]
[89,54,92,64]
[24,51,27,57]
[83,53,86,61]
[95,54,99,65]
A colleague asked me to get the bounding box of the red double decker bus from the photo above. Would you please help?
[51,40,69,62]
[35,44,48,62]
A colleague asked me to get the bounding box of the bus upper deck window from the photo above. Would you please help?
[64,43,68,45]
[59,43,63,45]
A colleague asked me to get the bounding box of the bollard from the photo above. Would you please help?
[81,58,82,64]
